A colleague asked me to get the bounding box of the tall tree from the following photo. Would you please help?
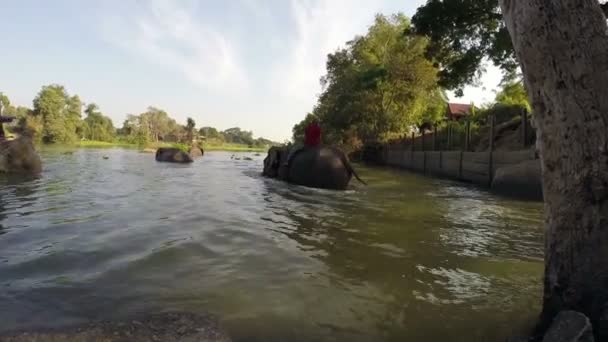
[302,13,441,147]
[198,126,224,143]
[83,103,115,142]
[32,85,81,143]
[186,117,196,142]
[500,0,608,336]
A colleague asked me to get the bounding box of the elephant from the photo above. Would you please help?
[189,145,204,158]
[0,137,42,174]
[155,148,194,163]
[263,145,366,190]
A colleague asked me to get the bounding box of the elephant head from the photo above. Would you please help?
[0,137,42,174]
[263,146,286,178]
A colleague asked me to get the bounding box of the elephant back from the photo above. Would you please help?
[288,146,351,190]
[0,137,42,174]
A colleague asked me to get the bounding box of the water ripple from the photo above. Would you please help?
[0,149,544,341]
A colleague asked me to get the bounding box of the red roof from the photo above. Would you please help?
[446,103,472,120]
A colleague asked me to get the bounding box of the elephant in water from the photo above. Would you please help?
[0,137,42,174]
[263,145,366,190]
[155,148,193,163]
[189,145,204,158]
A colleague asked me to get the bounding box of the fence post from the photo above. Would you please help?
[488,113,496,187]
[422,131,427,173]
[447,121,452,149]
[464,120,471,152]
[433,125,438,151]
[410,131,415,167]
[522,108,528,148]
[459,150,463,179]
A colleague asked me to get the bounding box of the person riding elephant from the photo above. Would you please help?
[263,121,365,190]
[284,119,322,168]
[155,148,194,163]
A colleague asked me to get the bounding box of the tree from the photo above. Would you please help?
[302,13,441,148]
[500,0,608,336]
[412,0,608,95]
[198,126,225,144]
[412,0,517,95]
[495,81,530,111]
[83,103,115,142]
[186,117,196,142]
[32,84,81,143]
[223,127,254,145]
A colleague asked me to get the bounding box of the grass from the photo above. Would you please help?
[74,140,268,153]
[203,143,267,152]
[77,140,137,149]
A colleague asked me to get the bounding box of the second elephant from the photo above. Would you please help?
[155,148,193,163]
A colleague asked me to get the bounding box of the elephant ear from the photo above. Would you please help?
[271,148,282,168]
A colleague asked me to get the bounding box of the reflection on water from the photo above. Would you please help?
[0,149,544,341]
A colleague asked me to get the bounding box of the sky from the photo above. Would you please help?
[0,0,502,142]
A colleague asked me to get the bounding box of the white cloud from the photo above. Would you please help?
[100,0,247,91]
[95,0,501,141]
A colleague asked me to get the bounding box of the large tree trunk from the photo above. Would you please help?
[499,0,608,334]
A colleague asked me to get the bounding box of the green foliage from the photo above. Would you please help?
[32,85,82,144]
[199,126,225,145]
[476,103,527,126]
[412,0,517,95]
[119,107,183,145]
[495,81,530,112]
[83,103,115,142]
[293,13,444,148]
[3,86,277,149]
[222,127,254,146]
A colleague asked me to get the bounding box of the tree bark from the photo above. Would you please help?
[499,0,608,334]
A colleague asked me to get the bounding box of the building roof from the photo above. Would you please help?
[446,103,472,120]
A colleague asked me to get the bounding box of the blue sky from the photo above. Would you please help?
[0,0,501,141]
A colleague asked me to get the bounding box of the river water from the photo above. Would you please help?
[0,148,544,341]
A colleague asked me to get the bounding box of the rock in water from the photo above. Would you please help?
[492,159,542,200]
[542,311,594,342]
[1,312,232,342]
[0,137,42,174]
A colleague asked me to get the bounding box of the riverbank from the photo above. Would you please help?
[1,312,231,342]
[75,141,268,152]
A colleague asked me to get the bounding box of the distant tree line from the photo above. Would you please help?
[0,85,276,148]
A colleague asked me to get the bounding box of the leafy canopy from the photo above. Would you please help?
[412,0,517,95]
[293,13,445,147]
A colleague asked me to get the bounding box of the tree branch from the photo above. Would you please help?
[601,2,608,17]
